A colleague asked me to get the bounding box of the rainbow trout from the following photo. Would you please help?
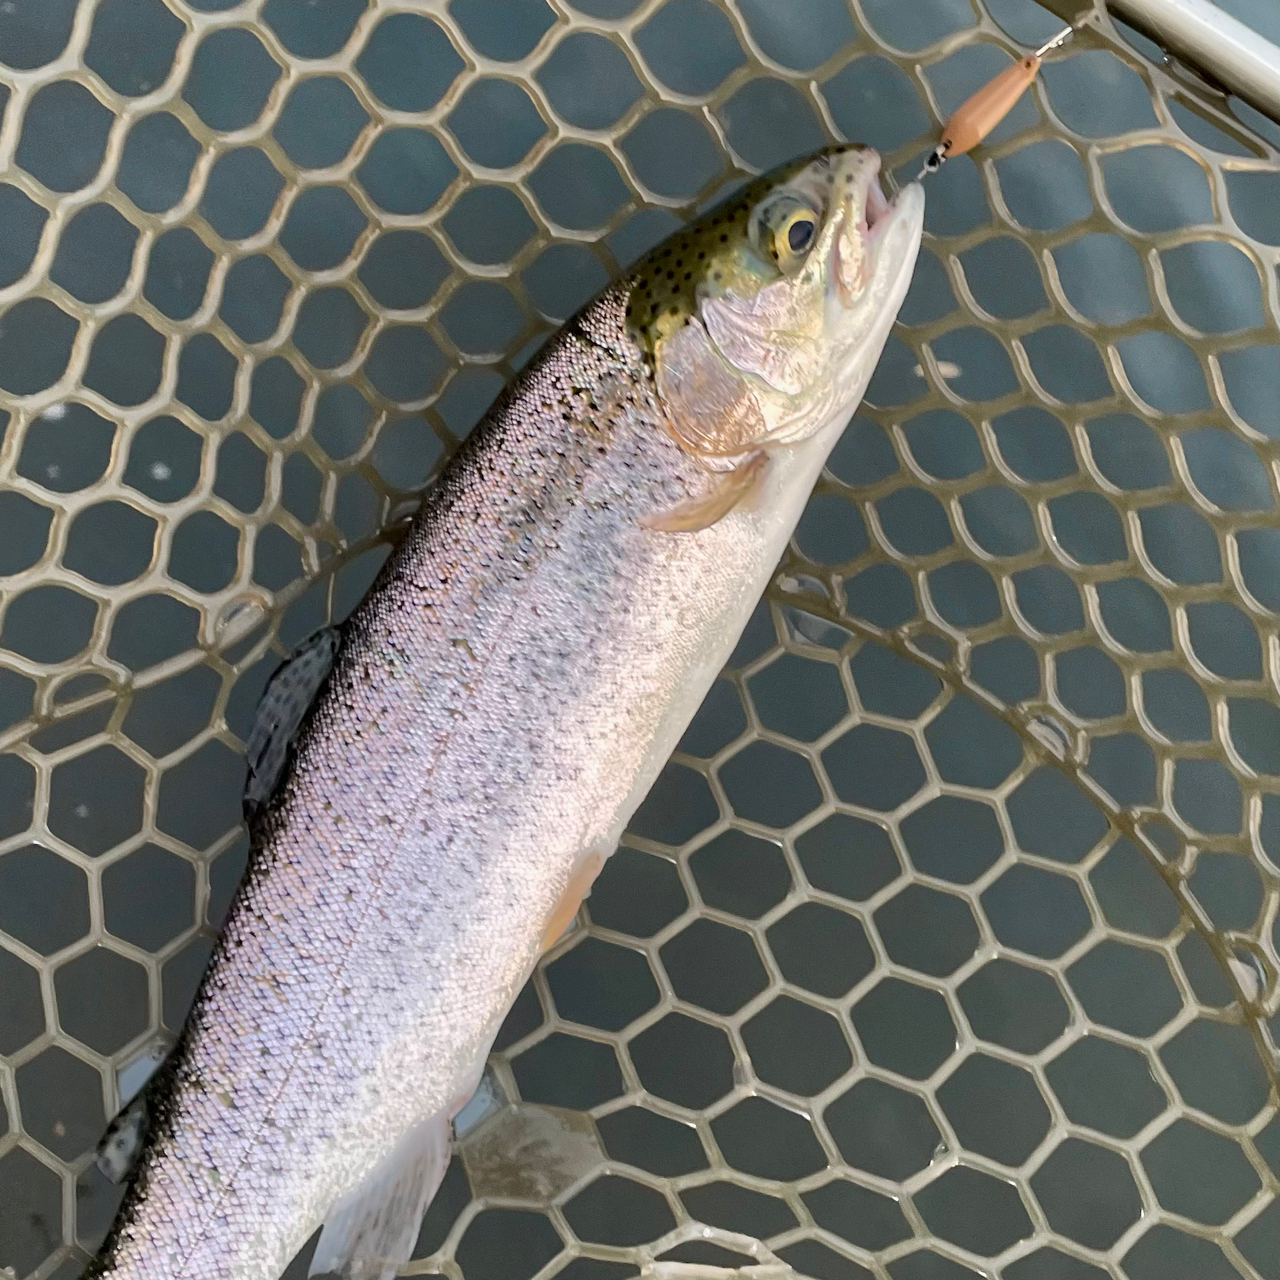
[90,145,923,1280]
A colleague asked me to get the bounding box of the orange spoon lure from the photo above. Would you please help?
[917,24,1078,179]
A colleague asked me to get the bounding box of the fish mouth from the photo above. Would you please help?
[828,147,899,304]
[848,150,893,247]
[864,170,892,238]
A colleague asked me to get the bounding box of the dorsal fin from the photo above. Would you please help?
[245,627,341,816]
[94,1040,174,1185]
[96,1092,150,1185]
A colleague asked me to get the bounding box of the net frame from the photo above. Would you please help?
[0,1,1276,1278]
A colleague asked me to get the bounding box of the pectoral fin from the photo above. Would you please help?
[309,1113,451,1280]
[642,452,769,534]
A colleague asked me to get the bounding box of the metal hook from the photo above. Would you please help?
[915,144,949,181]
[1033,24,1077,59]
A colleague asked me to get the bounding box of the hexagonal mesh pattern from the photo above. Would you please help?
[0,1,1277,1278]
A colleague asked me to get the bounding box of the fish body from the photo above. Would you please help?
[91,148,923,1280]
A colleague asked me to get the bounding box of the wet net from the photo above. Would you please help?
[0,1,1277,1278]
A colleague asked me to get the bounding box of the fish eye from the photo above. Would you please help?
[772,207,818,268]
[785,215,815,252]
[753,194,821,272]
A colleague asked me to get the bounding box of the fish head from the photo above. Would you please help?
[628,145,924,459]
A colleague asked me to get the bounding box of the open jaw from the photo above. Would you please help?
[864,173,892,235]
[853,150,893,246]
[830,150,896,305]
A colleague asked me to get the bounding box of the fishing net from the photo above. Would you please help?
[0,0,1277,1277]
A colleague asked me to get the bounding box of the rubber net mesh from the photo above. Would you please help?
[0,1,1278,1278]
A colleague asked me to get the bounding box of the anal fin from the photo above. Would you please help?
[309,1112,451,1280]
[642,452,768,534]
[245,627,341,816]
